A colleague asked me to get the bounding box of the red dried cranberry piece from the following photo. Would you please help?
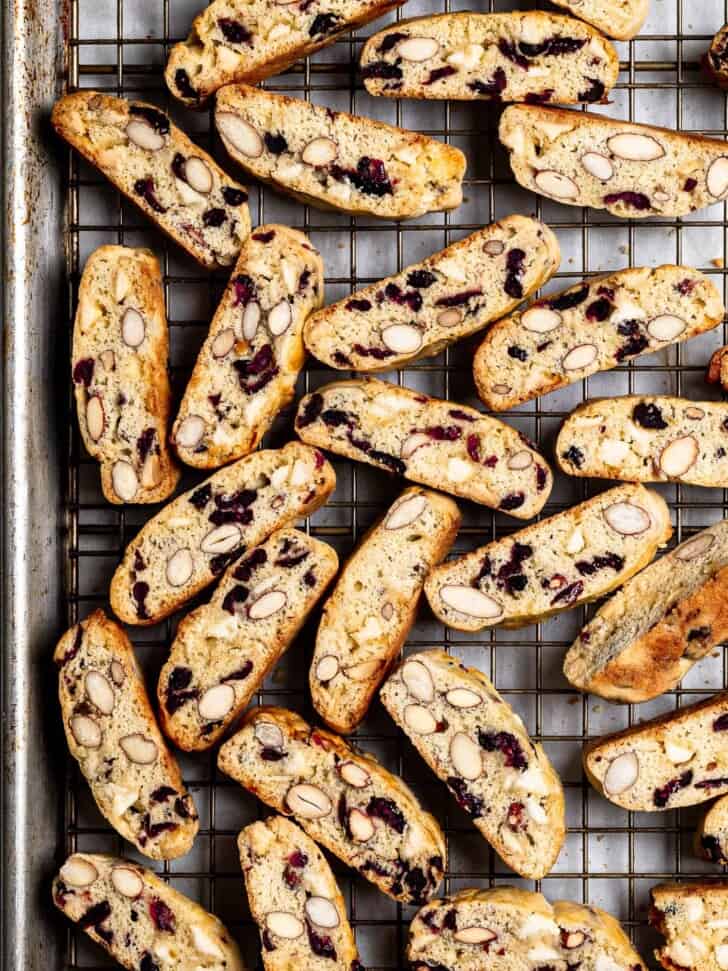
[189,483,212,510]
[604,191,651,211]
[498,39,530,69]
[407,269,437,289]
[425,66,458,85]
[233,548,267,581]
[550,580,584,606]
[141,953,161,971]
[654,770,693,807]
[346,298,372,311]
[361,60,404,82]
[73,357,95,386]
[137,427,156,462]
[549,285,589,311]
[370,449,406,475]
[466,434,481,462]
[132,581,150,620]
[478,730,528,769]
[542,36,586,55]
[149,898,176,932]
[507,801,527,829]
[447,776,485,817]
[222,186,248,206]
[536,465,547,490]
[79,900,112,929]
[264,131,288,154]
[586,297,613,322]
[330,157,393,197]
[579,78,605,102]
[677,278,697,295]
[499,492,525,511]
[378,31,408,53]
[297,392,324,428]
[615,329,649,361]
[288,850,308,868]
[684,178,698,192]
[352,343,394,360]
[253,229,276,243]
[222,585,248,614]
[309,12,341,36]
[210,551,239,575]
[508,345,528,361]
[695,777,728,790]
[307,920,337,958]
[575,553,624,576]
[304,569,317,587]
[57,625,84,669]
[233,344,279,394]
[218,17,252,44]
[223,661,253,682]
[174,68,198,100]
[133,177,167,214]
[425,425,461,442]
[525,90,554,104]
[383,281,423,312]
[714,713,728,731]
[504,248,526,299]
[562,445,585,468]
[632,402,666,429]
[367,796,406,833]
[435,288,481,307]
[321,408,351,428]
[150,785,177,804]
[469,67,507,97]
[202,208,226,227]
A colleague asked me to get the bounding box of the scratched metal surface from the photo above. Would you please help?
[20,0,728,967]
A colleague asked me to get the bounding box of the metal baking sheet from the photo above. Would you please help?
[5,0,728,968]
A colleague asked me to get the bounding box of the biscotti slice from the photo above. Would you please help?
[410,887,648,971]
[557,396,728,488]
[159,528,338,751]
[705,25,728,90]
[361,12,618,104]
[425,483,671,632]
[216,84,465,219]
[218,706,446,904]
[110,442,335,626]
[172,226,324,469]
[310,489,460,735]
[474,265,724,411]
[51,92,250,270]
[500,104,728,219]
[698,795,728,865]
[651,882,728,971]
[73,245,179,504]
[564,521,728,704]
[550,0,648,40]
[295,378,553,518]
[707,346,728,390]
[584,692,728,812]
[55,611,198,859]
[381,650,565,879]
[167,0,405,106]
[303,216,560,372]
[239,816,360,970]
[53,852,245,970]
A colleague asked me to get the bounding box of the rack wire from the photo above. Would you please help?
[59,0,728,967]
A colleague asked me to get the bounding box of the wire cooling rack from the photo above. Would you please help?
[59,0,728,967]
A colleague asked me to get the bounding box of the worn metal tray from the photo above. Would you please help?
[5,0,728,967]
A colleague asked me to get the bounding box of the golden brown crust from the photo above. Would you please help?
[550,0,649,39]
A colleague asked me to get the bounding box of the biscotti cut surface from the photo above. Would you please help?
[651,882,728,971]
[310,489,460,735]
[475,265,724,411]
[73,245,179,504]
[550,0,648,40]
[216,84,465,219]
[410,887,648,971]
[380,650,565,879]
[167,0,405,105]
[55,611,198,859]
[557,396,728,488]
[304,216,560,372]
[361,12,618,104]
[705,25,728,90]
[239,816,360,970]
[708,346,728,390]
[172,226,323,469]
[53,852,245,970]
[500,105,728,219]
[159,528,338,750]
[698,795,728,865]
[564,521,728,704]
[51,92,250,269]
[295,378,553,518]
[425,483,671,632]
[110,442,335,625]
[584,692,728,811]
[218,706,446,904]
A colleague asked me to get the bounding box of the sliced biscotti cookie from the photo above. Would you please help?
[425,483,671,632]
[172,226,323,469]
[551,0,648,40]
[310,489,460,735]
[410,887,648,971]
[705,25,728,90]
[584,692,728,811]
[557,396,728,488]
[239,816,360,970]
[73,245,179,504]
[53,852,245,970]
[564,521,728,704]
[110,442,335,626]
[651,882,728,971]
[698,795,728,865]
[51,92,250,270]
[167,0,405,106]
[55,611,198,859]
[500,105,728,219]
[216,84,465,219]
[361,12,618,104]
[474,265,724,411]
[159,528,338,751]
[218,706,446,904]
[381,650,564,879]
[295,378,553,518]
[707,346,728,390]
[304,216,560,372]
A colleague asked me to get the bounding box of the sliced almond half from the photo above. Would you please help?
[603,751,639,795]
[70,715,101,748]
[216,113,264,158]
[212,328,235,358]
[266,912,304,939]
[455,926,497,945]
[685,406,705,420]
[99,349,116,371]
[402,659,434,702]
[305,896,340,929]
[344,659,382,681]
[562,343,598,371]
[675,533,714,561]
[85,671,115,715]
[61,856,99,887]
[201,523,242,554]
[112,461,138,502]
[707,157,728,198]
[86,396,105,442]
[242,301,261,341]
[381,324,422,355]
[268,300,292,337]
[166,548,194,587]
[175,414,205,449]
[316,655,340,682]
[534,170,579,200]
[607,132,665,161]
[404,704,438,735]
[660,436,699,478]
[483,239,505,256]
[603,501,651,536]
[110,660,126,685]
[439,585,504,620]
[401,433,431,460]
[120,733,158,765]
[185,156,213,194]
[398,36,439,61]
[302,137,338,167]
[286,783,332,818]
[248,589,287,619]
[121,308,145,347]
[507,450,533,471]
[385,493,428,530]
[446,687,482,709]
[437,307,463,326]
[450,732,482,781]
[254,720,284,750]
[338,761,371,788]
[111,865,144,899]
[348,808,375,842]
[126,119,165,152]
[580,152,614,181]
[647,314,686,342]
[198,683,235,721]
[521,306,561,334]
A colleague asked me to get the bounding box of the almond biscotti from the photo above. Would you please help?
[55,611,198,860]
[380,650,565,879]
[708,345,728,389]
[303,216,560,372]
[295,378,553,518]
[557,396,728,488]
[53,852,245,970]
[474,265,724,411]
[564,521,728,704]
[166,0,405,106]
[110,442,335,625]
[651,882,728,971]
[705,25,728,90]
[698,796,728,865]
[551,0,648,40]
[410,887,648,971]
[310,489,460,735]
[73,245,179,504]
[500,105,728,219]
[584,692,728,811]
[216,84,465,219]
[218,706,446,904]
[425,483,671,632]
[159,528,338,750]
[361,12,618,104]
[172,226,323,469]
[52,92,251,270]
[239,816,360,970]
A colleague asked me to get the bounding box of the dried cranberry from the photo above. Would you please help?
[550,580,584,606]
[701,835,724,862]
[507,801,526,830]
[222,186,248,206]
[586,297,612,322]
[283,865,301,889]
[536,465,547,491]
[361,60,403,82]
[261,930,276,951]
[210,551,238,575]
[73,357,94,386]
[346,298,372,312]
[304,569,317,587]
[468,68,507,97]
[175,796,193,818]
[425,66,458,85]
[604,191,651,211]
[276,549,309,568]
[264,132,288,154]
[449,409,476,422]
[218,16,252,43]
[309,12,341,36]
[443,908,458,932]
[79,900,112,929]
[579,78,605,102]
[297,392,324,428]
[253,230,275,242]
[288,850,308,868]
[261,747,285,761]
[333,351,351,366]
[688,626,711,642]
[632,402,667,429]
[576,553,625,576]
[189,483,212,510]
[137,427,156,463]
[140,954,161,971]
[150,785,177,804]
[168,667,192,692]
[232,275,257,308]
[695,777,728,790]
[222,585,248,613]
[233,344,279,395]
[352,343,394,360]
[407,269,437,289]
[58,625,83,668]
[447,776,484,817]
[499,492,525,511]
[174,68,198,100]
[202,208,226,227]
[320,408,350,427]
[478,730,528,770]
[562,445,584,468]
[129,104,170,135]
[508,345,528,361]
[330,157,393,197]
[132,581,150,620]
[223,662,253,682]
[498,39,530,69]
[149,898,176,932]
[714,713,728,731]
[425,425,461,442]
[370,449,406,474]
[677,278,697,296]
[133,177,167,214]
[379,31,408,52]
[383,281,422,312]
[615,330,649,361]
[466,435,481,463]
[367,796,406,833]
[653,770,693,807]
[435,288,481,307]
[525,90,554,104]
[550,286,589,311]
[404,865,428,902]
[504,248,526,299]
[307,920,337,958]
[684,178,698,192]
[233,548,267,581]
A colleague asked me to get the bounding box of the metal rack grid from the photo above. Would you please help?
[58,0,728,967]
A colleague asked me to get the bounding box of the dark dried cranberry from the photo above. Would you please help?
[137,427,156,462]
[222,186,248,206]
[140,954,161,971]
[164,674,199,714]
[133,177,166,214]
[210,551,238,575]
[478,730,528,770]
[307,920,337,958]
[276,549,309,568]
[425,425,461,442]
[714,713,728,731]
[535,35,586,56]
[449,409,476,423]
[73,357,94,386]
[536,465,547,491]
[171,152,187,181]
[150,785,177,804]
[149,898,175,932]
[168,667,192,693]
[297,392,324,428]
[58,625,83,668]
[507,801,526,830]
[701,835,724,862]
[653,770,693,807]
[283,865,302,889]
[174,68,198,100]
[498,39,530,69]
[309,12,341,36]
[233,547,267,581]
[696,777,728,790]
[253,230,275,243]
[189,483,212,510]
[508,345,528,361]
[378,31,407,52]
[499,492,525,511]
[684,178,698,192]
[352,343,394,360]
[604,191,651,211]
[346,298,372,312]
[332,351,351,366]
[575,553,625,576]
[261,747,285,761]
[550,580,584,606]
[525,90,554,104]
[218,16,252,43]
[222,585,248,613]
[233,344,279,395]
[202,208,226,227]
[304,569,317,587]
[175,796,192,818]
[435,288,481,307]
[579,78,605,102]
[330,157,393,197]
[132,581,150,620]
[320,408,350,427]
[495,542,532,592]
[407,269,437,289]
[79,900,112,929]
[288,850,308,868]
[361,60,403,82]
[447,776,484,817]
[504,248,526,299]
[404,866,428,902]
[466,435,482,463]
[443,908,458,932]
[468,67,507,97]
[550,285,589,311]
[562,445,584,468]
[223,662,253,682]
[632,402,667,429]
[586,297,612,322]
[687,626,711,642]
[264,131,288,154]
[129,104,170,135]
[262,930,276,951]
[677,278,697,296]
[370,449,406,475]
[367,796,406,833]
[425,66,458,85]
[616,330,649,361]
[383,281,422,312]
